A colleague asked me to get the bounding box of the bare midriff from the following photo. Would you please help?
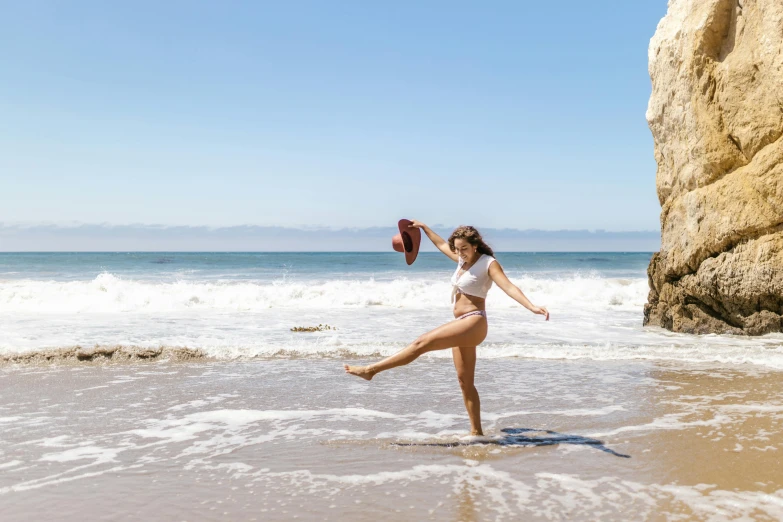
[452,292,486,319]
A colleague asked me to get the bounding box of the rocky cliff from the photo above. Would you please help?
[644,0,783,334]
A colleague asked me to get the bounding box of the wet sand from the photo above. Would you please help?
[1,358,782,520]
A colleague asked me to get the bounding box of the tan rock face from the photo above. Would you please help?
[644,0,783,334]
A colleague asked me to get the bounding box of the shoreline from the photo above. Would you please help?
[2,358,782,520]
[3,339,783,370]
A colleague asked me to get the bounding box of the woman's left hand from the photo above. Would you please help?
[532,306,550,321]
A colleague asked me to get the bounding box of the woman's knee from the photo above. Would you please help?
[457,373,475,390]
[410,334,432,354]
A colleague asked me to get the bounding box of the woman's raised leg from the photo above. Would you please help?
[452,346,482,435]
[344,315,487,380]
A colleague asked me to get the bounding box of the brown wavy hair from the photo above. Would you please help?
[448,226,494,257]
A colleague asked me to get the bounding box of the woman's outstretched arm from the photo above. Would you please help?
[488,262,550,320]
[408,220,459,262]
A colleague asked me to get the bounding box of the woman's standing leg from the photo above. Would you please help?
[452,346,482,435]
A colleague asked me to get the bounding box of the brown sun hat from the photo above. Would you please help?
[391,219,421,265]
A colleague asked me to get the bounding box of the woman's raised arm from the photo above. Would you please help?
[488,262,550,320]
[408,220,459,262]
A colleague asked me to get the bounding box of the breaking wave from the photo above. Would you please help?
[0,272,648,313]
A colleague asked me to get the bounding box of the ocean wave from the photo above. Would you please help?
[0,273,648,313]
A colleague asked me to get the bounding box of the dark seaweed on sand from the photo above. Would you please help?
[290,324,336,332]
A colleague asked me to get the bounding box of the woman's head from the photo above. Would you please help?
[448,226,494,261]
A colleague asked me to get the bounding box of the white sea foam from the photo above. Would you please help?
[0,272,648,313]
[39,445,120,464]
[248,463,783,520]
[3,271,783,370]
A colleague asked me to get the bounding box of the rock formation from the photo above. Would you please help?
[644,0,783,334]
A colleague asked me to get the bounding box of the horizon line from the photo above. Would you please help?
[0,250,657,254]
[0,222,659,234]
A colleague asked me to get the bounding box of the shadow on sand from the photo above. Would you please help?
[392,427,631,458]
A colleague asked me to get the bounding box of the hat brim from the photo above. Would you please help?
[397,219,421,265]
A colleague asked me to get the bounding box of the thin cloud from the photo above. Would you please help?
[0,223,660,252]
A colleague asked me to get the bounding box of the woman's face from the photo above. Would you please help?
[453,238,477,262]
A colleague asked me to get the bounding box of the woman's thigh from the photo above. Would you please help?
[418,316,487,351]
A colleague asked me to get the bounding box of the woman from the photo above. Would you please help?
[344,222,549,436]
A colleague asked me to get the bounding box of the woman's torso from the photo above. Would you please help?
[452,292,486,318]
[451,254,495,318]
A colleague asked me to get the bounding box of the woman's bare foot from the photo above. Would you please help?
[470,430,484,436]
[344,364,376,381]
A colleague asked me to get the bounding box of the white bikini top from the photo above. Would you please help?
[450,254,496,303]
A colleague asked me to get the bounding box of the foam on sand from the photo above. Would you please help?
[2,360,782,520]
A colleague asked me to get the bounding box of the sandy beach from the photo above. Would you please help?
[2,357,782,521]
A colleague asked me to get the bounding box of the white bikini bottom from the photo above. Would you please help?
[456,310,487,320]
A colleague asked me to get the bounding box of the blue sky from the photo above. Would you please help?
[1,1,667,233]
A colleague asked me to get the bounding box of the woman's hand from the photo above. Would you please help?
[532,306,550,321]
[410,221,457,261]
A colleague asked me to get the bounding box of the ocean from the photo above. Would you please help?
[2,252,782,520]
[1,252,781,366]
